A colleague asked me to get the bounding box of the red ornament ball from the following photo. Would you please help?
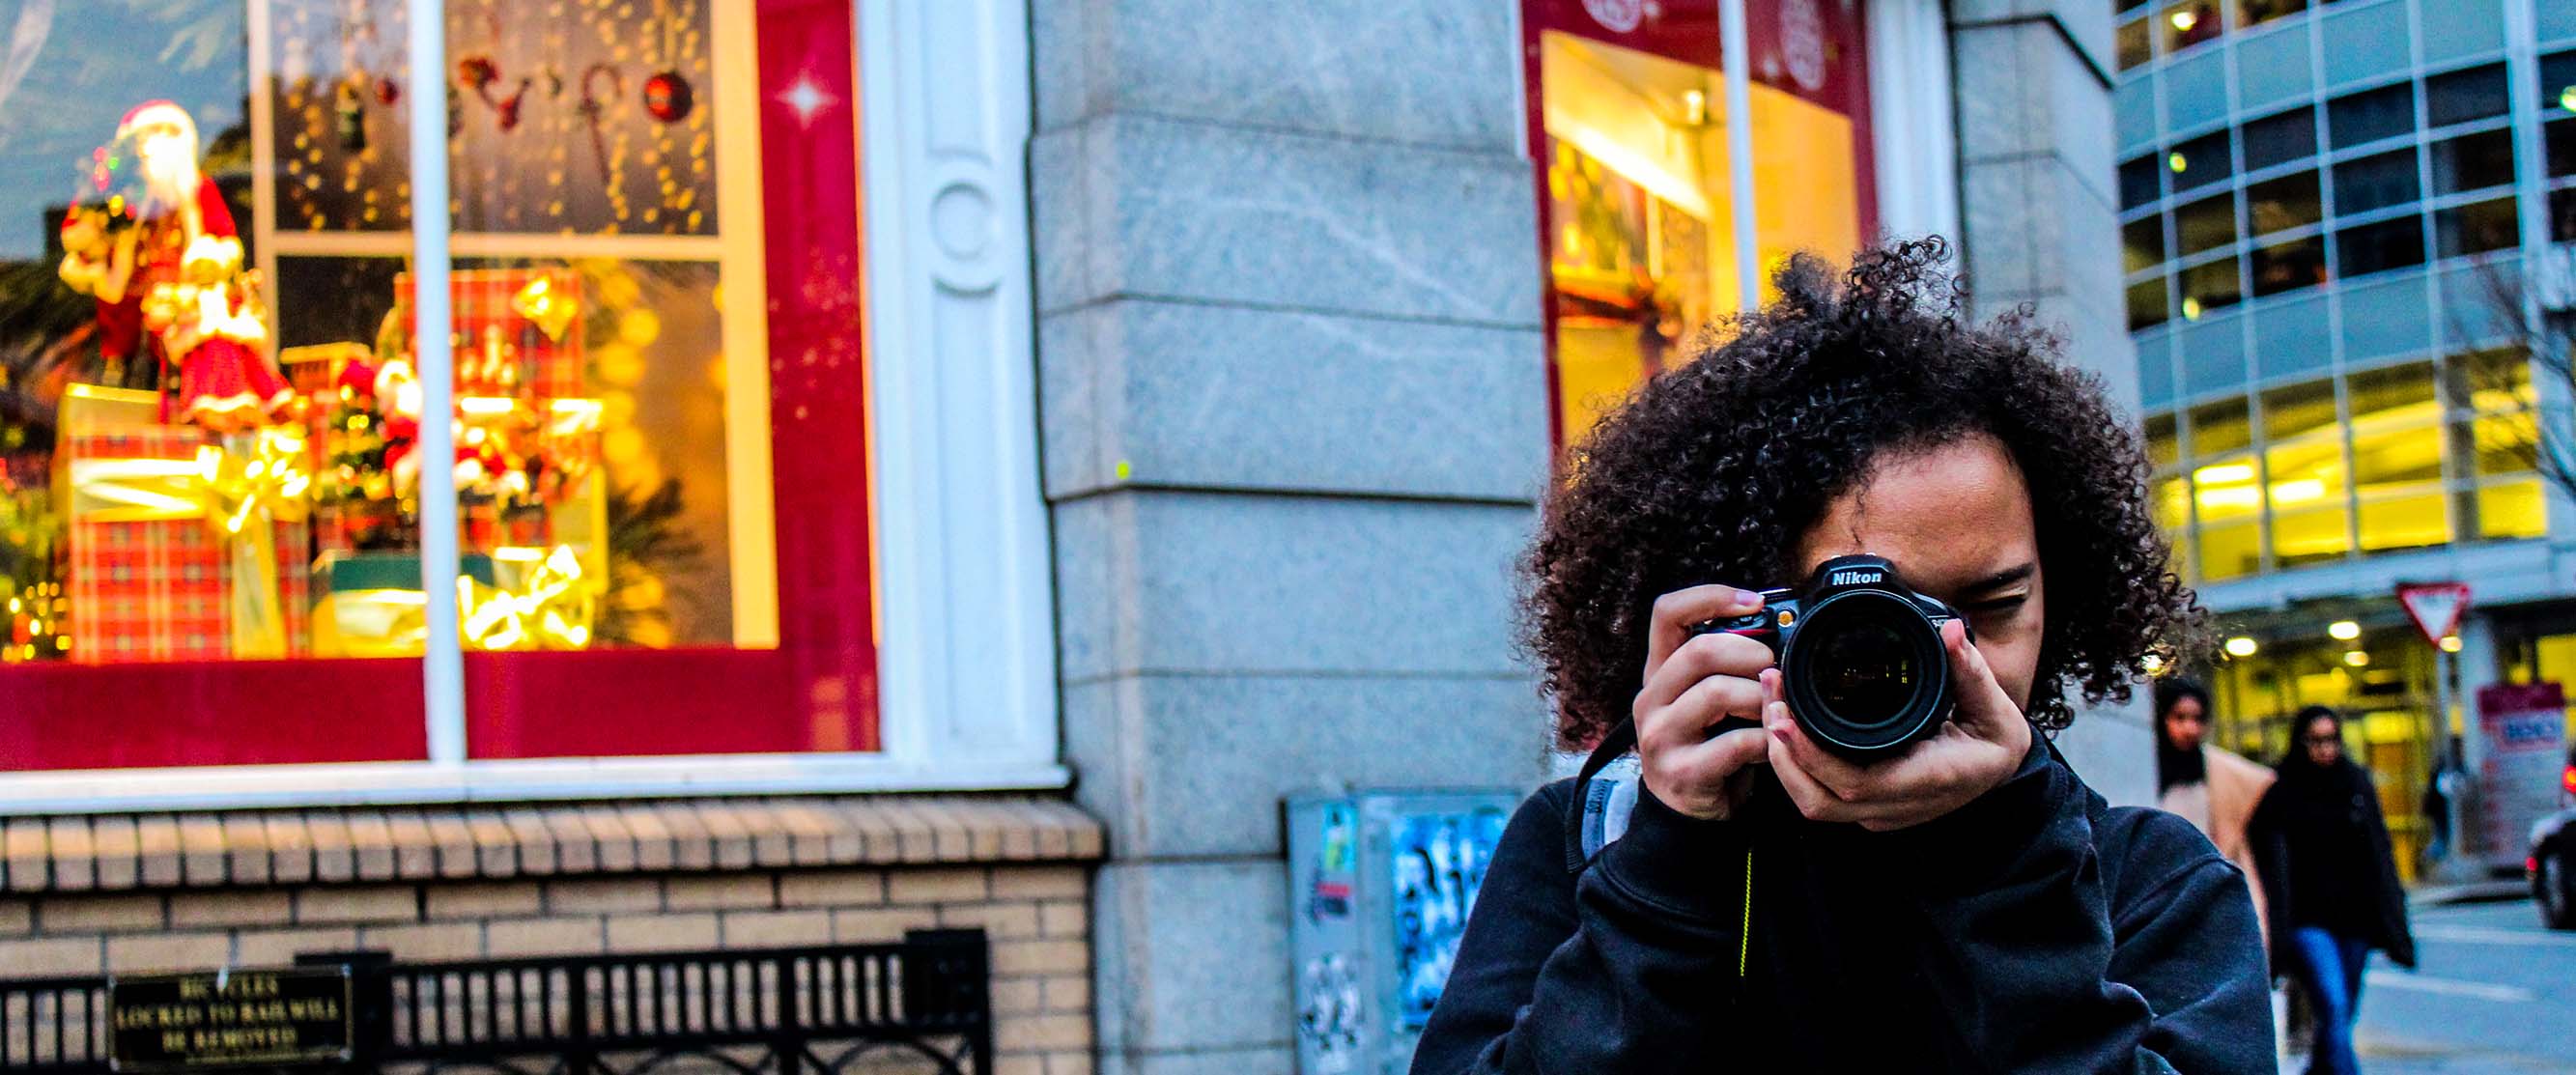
[642,71,694,123]
[375,77,401,105]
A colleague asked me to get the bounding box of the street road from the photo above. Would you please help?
[2338,898,2576,1073]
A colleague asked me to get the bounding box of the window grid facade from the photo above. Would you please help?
[2120,0,2569,585]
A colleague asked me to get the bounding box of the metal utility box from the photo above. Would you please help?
[1284,789,1521,1075]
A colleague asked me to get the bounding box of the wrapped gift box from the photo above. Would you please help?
[63,425,313,663]
[309,551,500,658]
[398,268,586,400]
[278,342,372,397]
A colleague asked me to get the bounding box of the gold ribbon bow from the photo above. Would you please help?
[461,545,597,651]
[70,428,312,658]
[309,545,598,657]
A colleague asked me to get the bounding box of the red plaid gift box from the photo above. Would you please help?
[64,426,314,663]
[399,268,586,401]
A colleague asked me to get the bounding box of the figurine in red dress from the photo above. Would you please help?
[58,101,288,429]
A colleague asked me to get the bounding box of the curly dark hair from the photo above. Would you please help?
[1523,239,2204,751]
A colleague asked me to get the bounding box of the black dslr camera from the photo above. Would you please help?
[1692,554,1967,756]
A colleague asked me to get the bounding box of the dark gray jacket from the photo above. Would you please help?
[1410,742,2275,1073]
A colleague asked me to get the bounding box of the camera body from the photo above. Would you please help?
[1692,554,1967,756]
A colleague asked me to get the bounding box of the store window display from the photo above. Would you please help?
[0,0,878,771]
[1524,0,1874,449]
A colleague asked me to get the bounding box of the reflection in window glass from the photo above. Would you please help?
[2237,0,2307,28]
[2458,352,2536,484]
[2350,361,2438,417]
[2425,65,2509,127]
[2333,149,2421,215]
[2328,84,2418,148]
[2248,172,2322,235]
[2122,155,2166,211]
[2250,237,2328,297]
[2169,130,2232,193]
[2243,108,2319,172]
[2162,0,2225,54]
[2455,348,2533,413]
[0,4,268,674]
[2175,193,2237,256]
[2430,129,2516,194]
[2263,379,2339,441]
[2478,480,2546,541]
[2181,257,2243,318]
[2119,17,2155,71]
[2550,119,2576,179]
[2471,407,2537,478]
[2336,216,2426,277]
[2540,50,2576,112]
[2147,412,2180,469]
[2191,397,2254,457]
[2130,278,2172,330]
[2435,197,2519,259]
[2125,216,2168,274]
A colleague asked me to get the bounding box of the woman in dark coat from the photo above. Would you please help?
[2250,705,2416,1075]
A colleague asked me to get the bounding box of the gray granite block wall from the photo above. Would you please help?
[1032,4,1552,1073]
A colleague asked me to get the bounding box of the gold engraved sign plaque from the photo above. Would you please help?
[108,967,354,1070]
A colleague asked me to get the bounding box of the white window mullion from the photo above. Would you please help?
[1719,0,1761,313]
[407,0,467,767]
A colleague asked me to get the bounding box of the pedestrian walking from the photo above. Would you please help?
[2250,705,2418,1075]
[2156,677,2278,942]
[1409,241,2269,1074]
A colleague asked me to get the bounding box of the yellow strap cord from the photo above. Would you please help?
[1737,847,1754,978]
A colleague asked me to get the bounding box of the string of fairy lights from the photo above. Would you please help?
[275,0,715,235]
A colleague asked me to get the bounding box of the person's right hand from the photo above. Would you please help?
[1633,585,1775,820]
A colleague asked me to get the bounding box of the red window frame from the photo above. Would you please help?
[0,0,878,771]
[1519,0,1882,450]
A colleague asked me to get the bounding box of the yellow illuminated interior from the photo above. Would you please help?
[2211,634,2436,877]
[1542,31,1863,449]
[2149,354,2552,582]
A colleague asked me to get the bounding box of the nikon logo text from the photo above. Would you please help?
[1830,570,1882,587]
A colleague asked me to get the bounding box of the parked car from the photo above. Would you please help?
[2532,748,2576,930]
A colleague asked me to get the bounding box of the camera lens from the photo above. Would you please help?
[1808,618,1919,729]
[1781,590,1949,753]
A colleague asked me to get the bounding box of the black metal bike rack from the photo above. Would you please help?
[0,929,992,1075]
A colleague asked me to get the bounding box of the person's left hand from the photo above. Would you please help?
[1764,618,2033,833]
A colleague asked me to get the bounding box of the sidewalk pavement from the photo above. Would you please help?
[2407,879,2531,908]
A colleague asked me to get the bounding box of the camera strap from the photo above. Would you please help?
[1560,716,1761,981]
[1562,718,1640,874]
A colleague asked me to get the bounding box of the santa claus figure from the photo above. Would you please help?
[57,100,289,429]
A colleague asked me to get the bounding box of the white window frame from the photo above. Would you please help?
[1867,0,1965,247]
[0,0,1061,814]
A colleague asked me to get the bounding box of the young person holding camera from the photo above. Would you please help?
[1411,241,2273,1073]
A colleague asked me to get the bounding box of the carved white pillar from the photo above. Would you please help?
[859,0,1061,772]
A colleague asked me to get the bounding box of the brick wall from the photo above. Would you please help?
[0,798,1102,1075]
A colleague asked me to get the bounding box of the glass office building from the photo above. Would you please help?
[2118,0,2576,870]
